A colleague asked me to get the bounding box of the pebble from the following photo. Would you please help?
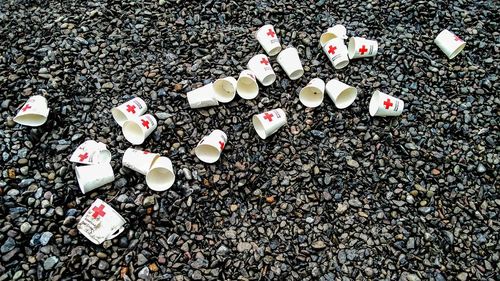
[43,256,59,270]
[237,242,252,252]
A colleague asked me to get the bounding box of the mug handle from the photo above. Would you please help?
[106,226,125,240]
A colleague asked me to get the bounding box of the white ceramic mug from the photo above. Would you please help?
[325,79,358,109]
[13,95,50,127]
[434,29,466,59]
[77,198,126,244]
[299,78,325,108]
[146,156,175,191]
[213,77,237,103]
[195,130,227,163]
[247,54,276,86]
[236,70,259,100]
[75,162,115,194]
[111,97,147,127]
[122,114,157,145]
[369,90,404,117]
[122,148,160,175]
[256,24,282,56]
[70,140,111,165]
[348,37,378,59]
[276,47,304,80]
[252,109,287,139]
[186,83,219,109]
[322,38,349,69]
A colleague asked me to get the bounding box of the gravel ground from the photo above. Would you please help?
[0,0,499,280]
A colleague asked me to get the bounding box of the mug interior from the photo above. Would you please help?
[111,108,127,126]
[237,77,258,99]
[146,167,175,191]
[13,114,47,126]
[195,144,221,163]
[122,121,145,144]
[335,87,357,109]
[300,87,324,108]
[252,115,267,139]
[369,91,381,116]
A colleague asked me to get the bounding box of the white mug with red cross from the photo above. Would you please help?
[77,198,126,244]
[319,24,348,46]
[252,109,287,139]
[369,90,404,117]
[70,140,111,165]
[13,95,50,127]
[348,37,378,59]
[75,162,115,194]
[300,78,325,108]
[146,156,175,191]
[434,29,466,59]
[247,54,276,86]
[122,148,160,175]
[195,130,227,163]
[122,114,157,145]
[187,83,220,109]
[111,97,147,127]
[322,38,349,69]
[236,70,259,100]
[256,24,282,56]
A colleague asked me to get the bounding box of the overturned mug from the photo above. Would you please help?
[13,95,50,127]
[70,140,111,165]
[77,198,126,245]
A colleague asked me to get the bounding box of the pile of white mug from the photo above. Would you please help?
[10,25,466,244]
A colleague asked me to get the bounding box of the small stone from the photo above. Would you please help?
[456,272,468,281]
[143,196,155,207]
[1,237,16,253]
[237,242,252,252]
[20,222,31,233]
[336,202,349,214]
[347,159,360,168]
[312,241,326,249]
[102,82,114,89]
[216,245,229,255]
[477,163,486,173]
[43,256,59,270]
[39,232,53,246]
[348,198,363,208]
[138,267,150,280]
[431,168,441,176]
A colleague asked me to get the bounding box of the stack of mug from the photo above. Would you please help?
[70,140,113,194]
[112,97,157,145]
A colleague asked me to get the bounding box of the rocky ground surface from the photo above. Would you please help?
[0,0,498,280]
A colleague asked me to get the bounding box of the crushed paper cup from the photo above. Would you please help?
[325,79,358,109]
[195,130,227,163]
[299,78,325,108]
[256,24,282,56]
[146,157,175,191]
[434,29,466,59]
[323,38,349,69]
[276,47,304,80]
[122,148,160,175]
[348,37,378,59]
[111,97,147,127]
[319,24,348,46]
[70,140,111,165]
[213,77,237,103]
[75,162,115,194]
[236,70,259,100]
[13,95,50,127]
[252,109,287,139]
[369,90,404,117]
[122,114,157,145]
[77,198,126,244]
[186,83,219,109]
[247,54,276,86]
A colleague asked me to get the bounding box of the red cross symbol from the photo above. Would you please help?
[454,35,462,42]
[263,112,274,122]
[126,104,136,114]
[359,45,368,55]
[143,150,150,154]
[141,119,149,129]
[328,45,337,55]
[260,57,269,65]
[266,28,275,38]
[383,98,393,109]
[79,152,89,162]
[92,204,106,218]
[219,141,225,150]
[22,104,32,112]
